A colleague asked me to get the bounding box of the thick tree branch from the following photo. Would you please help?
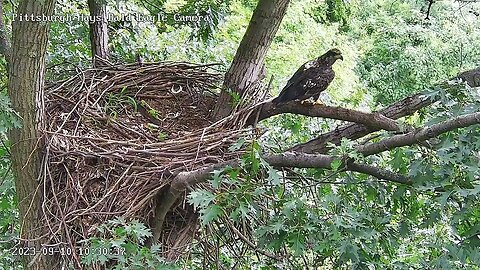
[0,1,11,62]
[150,161,236,244]
[264,152,410,184]
[251,100,400,131]
[88,0,109,66]
[213,0,291,120]
[357,112,480,156]
[151,152,408,242]
[457,67,480,87]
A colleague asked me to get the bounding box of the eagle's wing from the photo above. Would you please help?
[302,68,335,100]
[273,60,315,104]
[283,61,314,91]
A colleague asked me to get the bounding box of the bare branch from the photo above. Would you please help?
[252,100,400,131]
[348,163,411,184]
[0,1,11,62]
[357,112,480,156]
[425,0,435,20]
[264,152,410,184]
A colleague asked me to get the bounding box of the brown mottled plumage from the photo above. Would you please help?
[273,48,343,105]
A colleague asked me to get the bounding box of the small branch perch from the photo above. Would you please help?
[250,100,400,131]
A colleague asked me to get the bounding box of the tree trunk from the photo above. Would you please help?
[213,0,290,120]
[88,0,109,66]
[8,0,56,269]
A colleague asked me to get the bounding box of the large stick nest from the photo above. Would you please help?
[41,62,256,260]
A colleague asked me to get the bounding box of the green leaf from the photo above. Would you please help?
[128,220,152,242]
[188,189,215,209]
[331,159,342,171]
[228,138,246,152]
[391,148,405,172]
[437,190,453,208]
[210,169,223,189]
[289,233,306,256]
[267,166,281,185]
[201,204,223,225]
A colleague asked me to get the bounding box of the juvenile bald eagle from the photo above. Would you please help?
[273,48,343,105]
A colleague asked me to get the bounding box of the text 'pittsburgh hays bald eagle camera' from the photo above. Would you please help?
[273,48,343,105]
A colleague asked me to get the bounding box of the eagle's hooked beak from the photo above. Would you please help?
[337,54,344,61]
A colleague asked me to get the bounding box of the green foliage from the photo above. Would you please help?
[352,0,480,104]
[0,17,20,265]
[105,87,138,118]
[189,141,276,226]
[81,217,178,270]
[175,0,233,42]
[47,0,92,79]
[0,140,19,270]
[326,0,349,22]
[308,0,351,30]
[0,95,21,134]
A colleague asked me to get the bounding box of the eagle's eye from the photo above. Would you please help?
[330,48,342,55]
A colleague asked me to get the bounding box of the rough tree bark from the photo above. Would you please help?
[7,0,57,269]
[88,0,109,66]
[213,0,290,120]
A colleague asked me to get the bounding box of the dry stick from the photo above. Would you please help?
[224,218,282,261]
[124,174,161,216]
[67,163,134,218]
[41,147,61,244]
[46,162,82,269]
